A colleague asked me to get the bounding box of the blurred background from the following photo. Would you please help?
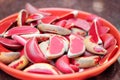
[0,0,120,30]
[0,0,120,80]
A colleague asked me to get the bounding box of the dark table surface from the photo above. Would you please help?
[0,0,120,80]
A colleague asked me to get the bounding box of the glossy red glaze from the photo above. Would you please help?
[41,16,58,24]
[0,37,22,50]
[86,14,98,22]
[88,19,102,44]
[0,8,120,80]
[55,55,74,74]
[24,37,48,63]
[17,10,28,26]
[0,13,17,34]
[5,26,39,37]
[98,26,110,36]
[0,44,10,52]
[55,20,67,27]
[99,45,118,65]
[26,14,43,23]
[101,33,116,49]
[55,10,77,21]
[66,18,90,31]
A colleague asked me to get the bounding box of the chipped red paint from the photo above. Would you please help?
[10,60,23,69]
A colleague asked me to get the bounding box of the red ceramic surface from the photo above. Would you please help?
[0,8,120,80]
